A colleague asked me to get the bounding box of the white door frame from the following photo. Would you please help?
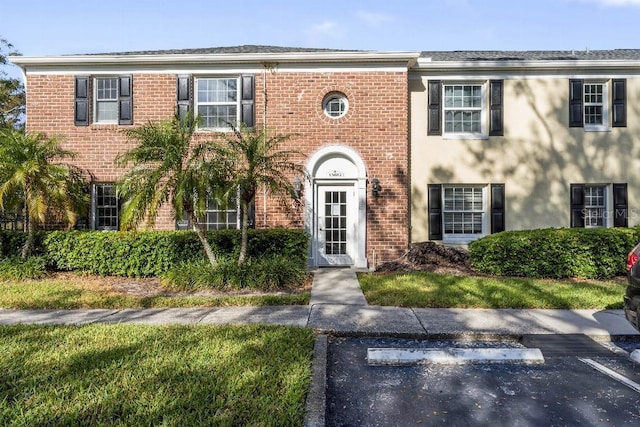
[305,145,368,268]
[315,182,356,266]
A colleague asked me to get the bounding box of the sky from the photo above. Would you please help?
[2,0,640,78]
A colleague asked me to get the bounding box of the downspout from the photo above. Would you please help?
[263,64,267,227]
[261,62,278,228]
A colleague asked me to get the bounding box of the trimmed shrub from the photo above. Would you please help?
[469,227,640,279]
[0,231,47,258]
[162,255,309,291]
[0,256,48,280]
[43,228,308,277]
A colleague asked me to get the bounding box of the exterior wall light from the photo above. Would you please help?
[371,178,381,197]
[293,177,302,199]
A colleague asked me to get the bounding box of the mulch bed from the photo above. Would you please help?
[375,241,475,275]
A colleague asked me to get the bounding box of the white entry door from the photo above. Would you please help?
[316,184,356,266]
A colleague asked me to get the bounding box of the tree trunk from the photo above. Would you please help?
[21,215,34,259]
[238,199,250,265]
[188,211,218,267]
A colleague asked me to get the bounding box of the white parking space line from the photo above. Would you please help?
[367,347,545,366]
[579,358,640,394]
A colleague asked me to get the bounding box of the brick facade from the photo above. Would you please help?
[24,67,410,266]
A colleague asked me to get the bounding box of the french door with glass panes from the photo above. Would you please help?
[316,184,356,266]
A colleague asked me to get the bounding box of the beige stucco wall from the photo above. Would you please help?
[410,73,640,243]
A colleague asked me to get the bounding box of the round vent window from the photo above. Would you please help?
[322,92,349,119]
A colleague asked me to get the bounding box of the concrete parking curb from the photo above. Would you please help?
[303,334,327,427]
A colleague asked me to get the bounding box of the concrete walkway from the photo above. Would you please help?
[310,268,367,306]
[0,268,638,339]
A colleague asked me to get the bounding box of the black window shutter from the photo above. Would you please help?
[240,74,255,128]
[427,80,442,136]
[491,184,505,233]
[428,184,443,240]
[74,76,89,126]
[489,80,504,136]
[176,75,191,123]
[613,183,628,227]
[612,79,627,128]
[569,79,584,127]
[570,183,585,228]
[118,75,133,125]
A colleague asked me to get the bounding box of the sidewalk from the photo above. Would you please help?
[0,268,638,339]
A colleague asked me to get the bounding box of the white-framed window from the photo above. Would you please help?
[584,185,606,228]
[176,193,242,231]
[200,196,240,230]
[584,82,608,130]
[92,183,119,231]
[195,77,239,130]
[443,186,487,241]
[323,92,349,119]
[94,77,119,123]
[443,83,485,137]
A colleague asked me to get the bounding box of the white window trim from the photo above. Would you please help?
[584,184,613,228]
[200,193,241,230]
[194,76,241,132]
[91,183,119,231]
[323,92,349,119]
[442,82,487,140]
[442,185,488,244]
[93,77,119,124]
[583,80,610,132]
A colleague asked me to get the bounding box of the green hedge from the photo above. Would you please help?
[469,227,640,279]
[12,228,311,277]
[0,231,47,258]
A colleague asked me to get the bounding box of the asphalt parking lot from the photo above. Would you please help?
[326,337,640,426]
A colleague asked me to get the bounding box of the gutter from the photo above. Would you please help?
[10,51,421,68]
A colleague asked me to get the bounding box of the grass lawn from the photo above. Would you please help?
[359,271,626,309]
[0,324,314,426]
[0,275,309,309]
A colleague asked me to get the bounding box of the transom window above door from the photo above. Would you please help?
[195,77,239,130]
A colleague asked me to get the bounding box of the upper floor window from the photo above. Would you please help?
[443,84,483,135]
[569,79,627,130]
[196,77,239,130]
[74,75,132,126]
[95,77,119,123]
[583,82,608,130]
[323,92,349,119]
[428,80,503,138]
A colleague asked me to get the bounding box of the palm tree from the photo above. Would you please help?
[0,129,88,258]
[116,114,226,267]
[213,124,306,265]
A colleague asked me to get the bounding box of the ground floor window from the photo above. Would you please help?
[570,183,628,228]
[0,211,25,231]
[200,197,240,230]
[443,186,484,235]
[92,183,119,231]
[584,185,606,228]
[176,193,248,230]
[428,183,503,243]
